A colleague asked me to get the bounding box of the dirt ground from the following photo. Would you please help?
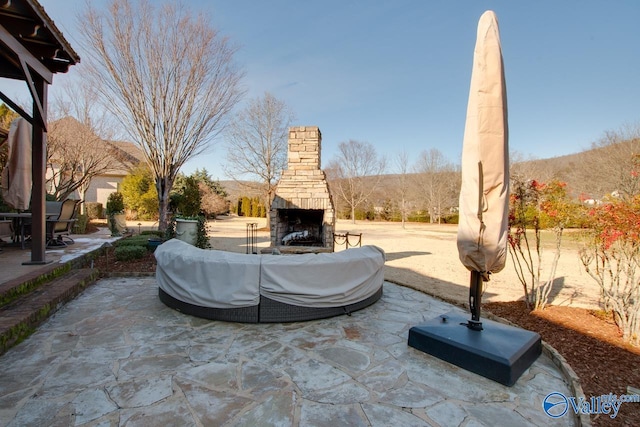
[97,216,639,426]
[208,216,599,309]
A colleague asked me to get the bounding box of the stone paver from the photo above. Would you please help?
[0,278,578,426]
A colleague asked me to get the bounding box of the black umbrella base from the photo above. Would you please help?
[408,311,541,386]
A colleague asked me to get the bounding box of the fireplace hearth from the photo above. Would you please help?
[269,126,335,251]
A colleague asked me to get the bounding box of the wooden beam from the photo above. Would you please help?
[20,56,47,131]
[0,23,53,83]
[25,75,49,265]
[0,90,34,125]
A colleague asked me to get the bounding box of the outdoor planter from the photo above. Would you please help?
[106,192,126,236]
[175,218,198,246]
[147,238,163,251]
[109,212,127,236]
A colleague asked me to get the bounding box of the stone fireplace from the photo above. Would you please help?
[269,126,335,251]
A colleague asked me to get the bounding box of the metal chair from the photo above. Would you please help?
[0,219,12,251]
[46,199,79,247]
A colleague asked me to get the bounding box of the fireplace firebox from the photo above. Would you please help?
[276,209,324,246]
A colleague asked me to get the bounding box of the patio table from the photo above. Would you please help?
[0,212,58,249]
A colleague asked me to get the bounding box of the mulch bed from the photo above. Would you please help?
[89,245,639,426]
[485,301,639,426]
[92,246,157,274]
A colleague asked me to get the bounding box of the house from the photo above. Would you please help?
[45,117,144,210]
[83,140,145,209]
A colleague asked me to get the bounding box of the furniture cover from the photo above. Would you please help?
[155,239,385,322]
[260,245,385,307]
[155,239,262,309]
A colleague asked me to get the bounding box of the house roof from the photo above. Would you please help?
[105,140,145,175]
[48,116,145,176]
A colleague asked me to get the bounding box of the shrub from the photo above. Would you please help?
[508,179,577,310]
[114,234,150,247]
[114,245,146,261]
[407,211,430,223]
[441,213,459,224]
[579,195,640,346]
[85,202,103,220]
[141,230,164,238]
[73,213,89,234]
[236,196,266,218]
[121,164,158,220]
[106,192,125,214]
[195,216,211,249]
[171,176,201,217]
[354,207,375,221]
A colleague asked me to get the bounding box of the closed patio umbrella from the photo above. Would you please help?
[1,118,33,211]
[456,10,509,330]
[409,11,540,387]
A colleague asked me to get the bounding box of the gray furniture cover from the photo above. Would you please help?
[154,239,385,322]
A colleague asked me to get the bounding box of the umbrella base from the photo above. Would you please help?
[408,311,541,386]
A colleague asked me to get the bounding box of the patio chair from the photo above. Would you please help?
[0,219,12,240]
[46,199,80,247]
[0,219,12,251]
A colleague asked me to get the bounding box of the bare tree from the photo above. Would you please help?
[412,148,455,223]
[46,80,123,207]
[509,150,558,185]
[327,140,386,224]
[394,150,411,228]
[199,181,229,217]
[224,92,295,225]
[80,0,244,230]
[46,117,122,203]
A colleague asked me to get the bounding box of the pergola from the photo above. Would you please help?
[0,0,80,264]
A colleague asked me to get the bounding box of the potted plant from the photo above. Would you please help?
[106,191,127,236]
[169,177,210,248]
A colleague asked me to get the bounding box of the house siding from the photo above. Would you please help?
[86,175,124,208]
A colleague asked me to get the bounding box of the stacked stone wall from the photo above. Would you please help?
[270,126,336,248]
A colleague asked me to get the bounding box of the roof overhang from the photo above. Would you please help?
[0,0,80,79]
[0,0,80,128]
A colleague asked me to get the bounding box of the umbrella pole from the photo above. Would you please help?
[467,270,483,330]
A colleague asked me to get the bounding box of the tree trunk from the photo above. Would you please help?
[81,187,88,214]
[157,176,172,232]
[265,185,274,229]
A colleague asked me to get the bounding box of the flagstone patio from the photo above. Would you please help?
[0,276,579,426]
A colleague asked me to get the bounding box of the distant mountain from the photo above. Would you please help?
[512,138,639,199]
[217,138,639,205]
[218,180,263,200]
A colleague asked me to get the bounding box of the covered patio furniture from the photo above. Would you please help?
[155,238,385,323]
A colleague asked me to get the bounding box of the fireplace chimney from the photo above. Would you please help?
[269,126,336,251]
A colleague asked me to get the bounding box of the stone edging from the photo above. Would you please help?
[541,341,592,426]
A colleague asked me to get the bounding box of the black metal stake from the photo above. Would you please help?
[467,270,483,331]
[246,223,257,254]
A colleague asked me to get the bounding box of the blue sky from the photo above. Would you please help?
[5,1,640,180]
